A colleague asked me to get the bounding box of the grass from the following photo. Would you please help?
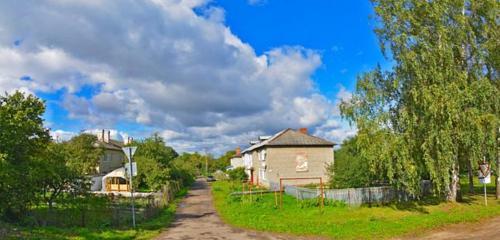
[212,180,500,239]
[5,188,189,240]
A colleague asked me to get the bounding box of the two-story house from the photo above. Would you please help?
[241,128,335,187]
[90,130,133,192]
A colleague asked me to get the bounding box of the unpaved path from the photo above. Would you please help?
[154,179,316,240]
[397,216,500,240]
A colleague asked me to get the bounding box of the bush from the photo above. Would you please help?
[213,170,229,181]
[227,167,248,182]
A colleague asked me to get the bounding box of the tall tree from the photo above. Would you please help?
[37,142,81,209]
[132,133,179,191]
[0,91,51,219]
[342,0,499,201]
[65,134,104,176]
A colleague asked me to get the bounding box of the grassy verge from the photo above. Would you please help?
[212,181,500,239]
[5,188,189,240]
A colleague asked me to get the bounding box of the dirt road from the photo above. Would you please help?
[398,216,500,240]
[154,179,315,240]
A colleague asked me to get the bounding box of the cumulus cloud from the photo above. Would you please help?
[0,0,352,154]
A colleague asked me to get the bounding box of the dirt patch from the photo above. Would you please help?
[395,216,500,240]
[154,179,320,240]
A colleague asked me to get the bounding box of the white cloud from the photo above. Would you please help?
[247,0,267,6]
[50,129,77,142]
[0,0,352,154]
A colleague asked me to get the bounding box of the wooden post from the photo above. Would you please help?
[280,178,283,209]
[250,184,253,202]
[274,190,278,208]
[320,177,324,212]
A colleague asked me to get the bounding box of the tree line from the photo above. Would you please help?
[331,0,499,202]
[0,91,222,222]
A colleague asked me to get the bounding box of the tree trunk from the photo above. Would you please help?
[497,129,500,199]
[467,160,474,194]
[447,163,460,202]
[496,173,499,200]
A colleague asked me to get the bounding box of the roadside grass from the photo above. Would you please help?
[212,181,500,239]
[5,188,189,240]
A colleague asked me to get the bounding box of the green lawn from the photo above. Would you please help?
[5,188,188,240]
[212,181,500,240]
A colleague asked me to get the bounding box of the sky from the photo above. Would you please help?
[0,0,387,155]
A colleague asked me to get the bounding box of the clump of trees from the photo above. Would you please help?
[0,91,196,222]
[131,133,195,191]
[328,137,387,189]
[341,0,499,201]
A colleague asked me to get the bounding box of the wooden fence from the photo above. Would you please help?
[26,180,182,228]
[279,180,432,206]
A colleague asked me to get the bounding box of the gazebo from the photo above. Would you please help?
[101,167,130,192]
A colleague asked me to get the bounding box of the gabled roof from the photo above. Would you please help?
[241,128,335,153]
[98,139,124,151]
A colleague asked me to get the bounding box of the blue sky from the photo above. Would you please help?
[0,0,388,154]
[215,0,385,94]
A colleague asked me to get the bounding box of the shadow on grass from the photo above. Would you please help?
[385,196,443,214]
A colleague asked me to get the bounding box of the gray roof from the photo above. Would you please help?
[241,128,335,153]
[98,139,124,151]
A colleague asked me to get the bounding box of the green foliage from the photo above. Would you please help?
[342,0,499,200]
[328,136,384,188]
[37,142,82,209]
[211,150,234,172]
[227,167,248,181]
[0,91,51,220]
[64,133,104,176]
[132,133,180,191]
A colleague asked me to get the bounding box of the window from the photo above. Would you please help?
[259,167,267,181]
[259,149,266,161]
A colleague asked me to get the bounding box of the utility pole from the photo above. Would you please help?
[122,146,137,228]
[129,147,136,228]
[205,156,208,176]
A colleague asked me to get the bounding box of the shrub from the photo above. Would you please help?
[227,167,248,182]
[213,170,229,181]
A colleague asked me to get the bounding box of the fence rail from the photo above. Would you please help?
[26,180,182,228]
[276,181,431,206]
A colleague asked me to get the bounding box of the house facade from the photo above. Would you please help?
[241,128,335,187]
[90,130,134,192]
[229,147,244,169]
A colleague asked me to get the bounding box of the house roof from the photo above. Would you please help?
[98,139,124,151]
[241,128,335,153]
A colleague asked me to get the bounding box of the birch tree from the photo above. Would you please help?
[342,0,499,201]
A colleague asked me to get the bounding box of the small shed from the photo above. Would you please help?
[101,167,130,192]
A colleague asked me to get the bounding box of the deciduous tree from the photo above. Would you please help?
[342,0,499,201]
[0,91,50,219]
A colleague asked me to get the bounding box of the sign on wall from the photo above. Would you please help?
[295,152,308,172]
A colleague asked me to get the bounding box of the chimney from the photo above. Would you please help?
[100,129,105,142]
[235,147,241,156]
[124,136,133,145]
[299,128,308,134]
[103,130,110,143]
